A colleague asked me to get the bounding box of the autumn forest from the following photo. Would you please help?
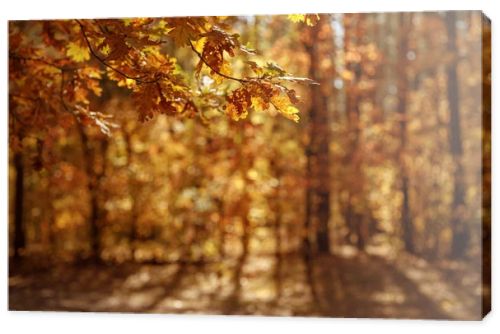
[8,12,491,319]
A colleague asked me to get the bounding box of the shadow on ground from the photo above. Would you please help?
[9,251,481,319]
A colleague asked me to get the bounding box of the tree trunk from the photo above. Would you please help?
[446,12,469,259]
[272,160,283,298]
[397,13,415,254]
[304,16,332,254]
[123,130,140,249]
[13,151,26,258]
[343,14,366,251]
[78,124,107,261]
[303,147,313,253]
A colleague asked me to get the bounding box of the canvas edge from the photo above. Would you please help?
[480,10,492,320]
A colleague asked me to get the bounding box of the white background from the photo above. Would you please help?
[0,0,498,333]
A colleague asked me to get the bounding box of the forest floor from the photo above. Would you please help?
[9,248,482,320]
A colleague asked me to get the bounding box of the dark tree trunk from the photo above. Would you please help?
[401,176,414,253]
[216,199,226,261]
[88,178,100,259]
[446,12,469,259]
[303,147,313,253]
[397,13,415,254]
[78,124,108,261]
[272,160,283,298]
[343,14,366,251]
[314,79,332,253]
[13,151,26,258]
[304,16,332,254]
[123,130,139,247]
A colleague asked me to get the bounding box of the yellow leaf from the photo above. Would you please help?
[226,102,248,121]
[192,37,206,53]
[282,105,300,122]
[66,42,90,62]
[168,20,195,47]
[270,94,289,110]
[288,14,306,23]
[251,96,267,112]
[271,94,300,122]
[305,14,320,26]
[213,62,231,85]
[287,14,319,26]
[100,44,111,56]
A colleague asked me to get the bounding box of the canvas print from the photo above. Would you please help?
[8,11,491,319]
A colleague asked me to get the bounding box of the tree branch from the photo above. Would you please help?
[76,19,160,84]
[188,40,250,84]
[10,53,80,72]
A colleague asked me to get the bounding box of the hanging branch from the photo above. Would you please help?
[76,19,161,84]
